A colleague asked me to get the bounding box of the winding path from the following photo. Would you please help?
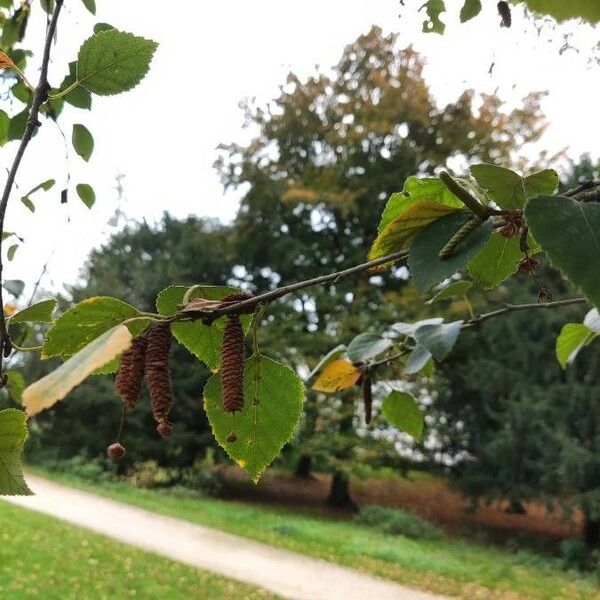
[4,474,449,600]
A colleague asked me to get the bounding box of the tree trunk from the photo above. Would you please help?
[506,499,526,514]
[326,470,357,511]
[294,454,313,479]
[584,515,600,549]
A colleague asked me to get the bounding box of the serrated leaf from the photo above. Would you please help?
[204,354,303,483]
[369,201,458,264]
[76,29,158,96]
[156,285,252,371]
[72,124,94,162]
[58,62,92,110]
[413,320,462,361]
[408,211,492,293]
[76,183,95,208]
[525,196,600,308]
[422,0,446,33]
[23,325,132,416]
[9,299,57,325]
[428,280,472,303]
[3,280,24,298]
[518,0,600,24]
[0,409,31,495]
[404,345,433,375]
[381,391,424,440]
[460,0,482,22]
[467,233,522,290]
[523,169,559,198]
[556,323,596,369]
[43,296,144,359]
[346,333,392,364]
[311,359,361,393]
[94,23,116,34]
[306,344,347,384]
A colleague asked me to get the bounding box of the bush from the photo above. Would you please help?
[560,538,590,571]
[41,455,117,484]
[356,505,443,540]
[125,460,173,488]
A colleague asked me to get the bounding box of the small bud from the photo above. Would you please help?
[107,442,126,460]
[226,431,237,443]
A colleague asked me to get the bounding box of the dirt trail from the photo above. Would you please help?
[4,475,449,600]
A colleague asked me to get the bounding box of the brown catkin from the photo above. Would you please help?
[362,372,373,425]
[497,1,511,27]
[107,442,126,460]
[115,334,147,409]
[145,322,174,438]
[220,293,252,413]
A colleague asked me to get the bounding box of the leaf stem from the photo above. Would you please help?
[48,80,82,101]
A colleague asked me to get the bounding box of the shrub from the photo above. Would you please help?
[355,505,443,540]
[560,538,590,571]
[41,455,117,484]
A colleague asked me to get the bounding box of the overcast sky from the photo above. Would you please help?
[2,0,598,299]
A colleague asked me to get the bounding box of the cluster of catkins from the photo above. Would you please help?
[107,322,174,459]
[107,292,254,460]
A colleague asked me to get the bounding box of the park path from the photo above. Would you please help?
[4,474,449,600]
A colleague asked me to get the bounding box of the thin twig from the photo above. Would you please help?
[0,0,64,372]
[563,180,600,198]
[178,249,409,323]
[462,297,587,328]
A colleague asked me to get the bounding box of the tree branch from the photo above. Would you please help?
[0,0,64,371]
[462,297,588,328]
[177,249,409,323]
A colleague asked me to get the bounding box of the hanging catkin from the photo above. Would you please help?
[497,1,511,27]
[220,293,252,413]
[145,322,174,438]
[115,334,147,409]
[362,372,373,425]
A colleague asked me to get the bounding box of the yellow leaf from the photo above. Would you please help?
[0,51,15,70]
[312,359,361,393]
[3,304,17,317]
[368,201,459,269]
[23,324,132,417]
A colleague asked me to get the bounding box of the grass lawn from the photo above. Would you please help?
[0,500,278,600]
[31,469,600,600]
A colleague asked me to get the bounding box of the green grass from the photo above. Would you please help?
[0,500,278,600]
[31,469,600,600]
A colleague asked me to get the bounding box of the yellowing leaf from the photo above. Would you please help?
[368,201,458,268]
[312,359,361,393]
[0,51,15,70]
[3,304,17,316]
[23,325,132,416]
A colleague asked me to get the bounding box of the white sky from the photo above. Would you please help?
[1,0,598,299]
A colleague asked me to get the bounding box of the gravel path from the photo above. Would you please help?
[4,474,449,600]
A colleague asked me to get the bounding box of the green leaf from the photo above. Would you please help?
[9,299,57,325]
[43,296,144,359]
[76,29,158,96]
[76,183,95,208]
[20,197,35,213]
[346,333,392,364]
[391,318,443,338]
[378,177,464,233]
[381,391,424,440]
[94,23,116,34]
[6,372,25,404]
[8,109,27,141]
[467,233,522,290]
[518,0,600,24]
[306,344,347,384]
[369,201,458,263]
[428,280,472,303]
[0,408,32,495]
[204,354,304,483]
[72,123,94,162]
[555,323,596,369]
[0,110,9,146]
[10,81,31,104]
[408,211,492,293]
[24,325,133,416]
[81,0,96,14]
[413,320,462,361]
[404,345,433,375]
[58,62,92,110]
[422,0,446,33]
[7,244,18,261]
[460,0,481,22]
[156,285,252,371]
[40,0,55,14]
[470,164,558,209]
[525,196,600,308]
[3,280,24,298]
[21,179,55,213]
